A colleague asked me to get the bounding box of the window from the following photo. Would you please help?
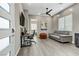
[0,3,9,12]
[58,14,72,31]
[0,37,9,51]
[58,17,65,31]
[64,14,72,31]
[31,23,37,30]
[0,17,9,29]
[0,3,10,56]
[31,19,37,22]
[30,19,37,33]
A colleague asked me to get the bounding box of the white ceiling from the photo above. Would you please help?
[22,3,74,16]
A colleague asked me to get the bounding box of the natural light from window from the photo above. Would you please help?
[31,23,37,30]
[0,3,9,12]
[58,17,65,31]
[31,19,37,22]
[0,37,9,51]
[58,14,72,31]
[0,17,9,29]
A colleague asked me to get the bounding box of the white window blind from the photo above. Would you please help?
[0,37,9,52]
[58,14,72,31]
[64,14,72,31]
[0,17,9,29]
[58,17,65,31]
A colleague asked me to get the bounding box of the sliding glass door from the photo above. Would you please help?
[0,3,13,56]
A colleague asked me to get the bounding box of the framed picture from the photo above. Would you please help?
[40,22,47,30]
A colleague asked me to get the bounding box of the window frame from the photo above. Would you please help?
[0,3,10,13]
[0,3,11,56]
[58,14,72,31]
[0,16,10,29]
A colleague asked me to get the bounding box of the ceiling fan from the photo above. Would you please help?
[40,8,53,16]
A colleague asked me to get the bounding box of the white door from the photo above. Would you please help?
[0,3,14,56]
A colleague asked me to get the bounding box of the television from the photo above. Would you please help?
[20,12,25,26]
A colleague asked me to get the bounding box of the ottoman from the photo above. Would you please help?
[39,32,47,39]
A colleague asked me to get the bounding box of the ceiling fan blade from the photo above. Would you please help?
[47,9,52,14]
[47,13,51,16]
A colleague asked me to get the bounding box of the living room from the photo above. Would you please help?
[1,3,79,56]
[23,3,76,44]
[18,3,79,56]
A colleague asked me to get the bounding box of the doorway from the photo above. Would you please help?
[30,19,37,35]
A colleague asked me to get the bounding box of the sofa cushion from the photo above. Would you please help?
[59,34,72,37]
[51,35,60,39]
[54,31,70,35]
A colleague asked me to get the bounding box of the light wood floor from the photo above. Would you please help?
[18,37,79,56]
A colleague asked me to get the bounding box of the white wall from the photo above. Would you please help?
[51,16,58,33]
[10,3,16,56]
[14,4,23,55]
[24,10,30,32]
[10,3,24,56]
[72,4,79,43]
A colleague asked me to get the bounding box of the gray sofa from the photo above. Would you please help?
[49,31,72,43]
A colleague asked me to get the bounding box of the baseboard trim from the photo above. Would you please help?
[15,46,20,56]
